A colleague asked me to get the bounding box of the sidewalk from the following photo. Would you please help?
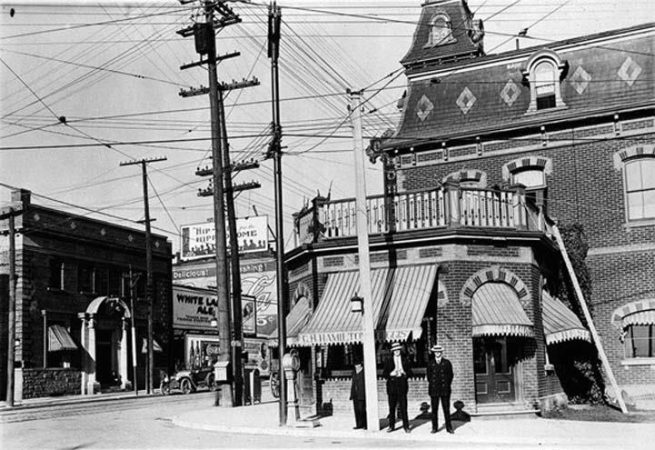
[172,401,655,448]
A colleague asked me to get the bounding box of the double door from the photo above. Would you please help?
[474,337,515,404]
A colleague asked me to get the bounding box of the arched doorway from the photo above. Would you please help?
[79,296,133,395]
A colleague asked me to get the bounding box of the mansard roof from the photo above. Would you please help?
[382,23,654,151]
[400,0,484,72]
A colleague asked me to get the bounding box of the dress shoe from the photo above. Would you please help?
[430,428,438,434]
[447,429,455,434]
[386,427,395,433]
[404,427,411,434]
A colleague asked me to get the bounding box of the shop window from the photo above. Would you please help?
[49,259,65,290]
[624,158,655,222]
[523,50,567,113]
[624,324,655,358]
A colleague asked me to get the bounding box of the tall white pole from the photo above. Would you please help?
[349,90,380,431]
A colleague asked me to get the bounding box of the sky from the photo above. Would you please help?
[0,0,652,254]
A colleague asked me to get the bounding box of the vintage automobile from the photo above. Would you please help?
[160,366,216,395]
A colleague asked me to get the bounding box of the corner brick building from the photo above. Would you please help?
[282,1,654,416]
[1,189,173,400]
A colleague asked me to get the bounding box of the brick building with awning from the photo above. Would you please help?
[279,0,652,415]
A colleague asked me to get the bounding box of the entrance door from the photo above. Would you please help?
[96,329,113,386]
[474,337,515,403]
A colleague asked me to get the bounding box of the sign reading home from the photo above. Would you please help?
[181,216,269,260]
[173,286,217,331]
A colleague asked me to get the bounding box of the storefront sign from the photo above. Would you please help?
[180,216,269,260]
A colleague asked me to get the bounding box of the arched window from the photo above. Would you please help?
[523,50,567,113]
[424,13,456,48]
[624,158,655,221]
[534,61,557,110]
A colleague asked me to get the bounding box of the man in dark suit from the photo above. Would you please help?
[427,344,454,434]
[382,342,412,433]
[350,359,366,430]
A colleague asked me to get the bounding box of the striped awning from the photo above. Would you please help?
[268,296,313,347]
[542,291,591,345]
[296,265,437,346]
[623,310,655,327]
[48,324,78,352]
[472,282,534,337]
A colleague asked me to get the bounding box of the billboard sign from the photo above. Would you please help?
[172,286,217,331]
[181,216,269,260]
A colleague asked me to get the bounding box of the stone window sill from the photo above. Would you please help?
[620,357,655,367]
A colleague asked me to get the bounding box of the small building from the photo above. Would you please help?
[0,189,172,400]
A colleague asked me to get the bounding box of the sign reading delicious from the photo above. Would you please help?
[181,216,269,260]
[173,286,217,330]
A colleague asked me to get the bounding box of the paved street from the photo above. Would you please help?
[0,392,511,449]
[2,392,655,449]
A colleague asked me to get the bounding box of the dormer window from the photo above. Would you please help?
[424,13,456,48]
[534,61,557,109]
[523,50,567,113]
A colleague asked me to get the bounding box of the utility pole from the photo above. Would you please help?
[348,89,380,431]
[178,0,259,407]
[267,0,288,426]
[127,266,140,395]
[1,206,22,407]
[120,156,167,394]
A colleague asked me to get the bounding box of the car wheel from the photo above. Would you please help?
[160,382,171,395]
[180,378,192,394]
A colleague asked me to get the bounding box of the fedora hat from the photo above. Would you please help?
[390,342,403,352]
[430,344,444,353]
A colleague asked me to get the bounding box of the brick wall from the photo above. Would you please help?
[588,249,655,385]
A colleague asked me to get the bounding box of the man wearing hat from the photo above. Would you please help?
[350,357,367,430]
[427,344,454,434]
[382,342,413,433]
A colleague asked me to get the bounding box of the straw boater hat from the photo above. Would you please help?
[430,344,444,353]
[391,342,403,352]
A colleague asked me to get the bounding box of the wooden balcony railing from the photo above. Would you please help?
[294,184,547,244]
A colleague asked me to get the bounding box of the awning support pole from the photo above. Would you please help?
[552,224,628,414]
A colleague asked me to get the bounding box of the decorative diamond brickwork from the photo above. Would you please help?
[456,87,476,114]
[500,79,520,106]
[618,57,642,87]
[416,94,434,121]
[570,65,592,94]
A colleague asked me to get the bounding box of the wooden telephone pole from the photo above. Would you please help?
[1,206,22,407]
[178,0,259,407]
[267,0,288,426]
[120,156,167,394]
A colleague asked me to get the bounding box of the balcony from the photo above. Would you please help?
[294,183,548,245]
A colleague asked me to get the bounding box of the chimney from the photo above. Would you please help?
[11,189,31,207]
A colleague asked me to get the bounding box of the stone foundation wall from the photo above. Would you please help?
[22,368,81,399]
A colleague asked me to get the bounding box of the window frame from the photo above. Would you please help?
[623,323,655,359]
[423,12,456,48]
[623,157,655,223]
[522,50,568,114]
